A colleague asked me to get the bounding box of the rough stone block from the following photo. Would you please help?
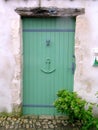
[39,115,54,120]
[55,115,69,120]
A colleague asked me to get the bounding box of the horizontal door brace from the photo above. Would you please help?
[23,29,75,32]
[23,104,54,108]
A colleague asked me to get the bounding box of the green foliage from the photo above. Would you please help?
[54,89,97,130]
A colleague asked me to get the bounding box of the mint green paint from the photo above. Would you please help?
[22,17,75,115]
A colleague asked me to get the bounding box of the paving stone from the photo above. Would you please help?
[39,115,54,120]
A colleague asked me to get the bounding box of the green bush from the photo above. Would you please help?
[54,89,98,130]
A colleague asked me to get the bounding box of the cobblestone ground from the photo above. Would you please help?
[0,115,80,130]
[0,127,79,130]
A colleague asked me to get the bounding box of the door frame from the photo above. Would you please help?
[15,7,85,114]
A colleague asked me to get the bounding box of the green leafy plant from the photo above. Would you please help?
[54,89,97,130]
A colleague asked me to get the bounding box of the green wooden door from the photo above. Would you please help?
[22,17,75,115]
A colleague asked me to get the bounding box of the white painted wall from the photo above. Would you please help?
[0,0,98,113]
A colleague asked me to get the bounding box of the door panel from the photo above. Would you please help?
[22,17,75,115]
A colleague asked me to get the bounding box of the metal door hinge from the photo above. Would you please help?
[72,62,76,74]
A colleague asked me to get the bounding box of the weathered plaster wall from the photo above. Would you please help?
[0,0,98,113]
[0,0,39,112]
[75,1,98,103]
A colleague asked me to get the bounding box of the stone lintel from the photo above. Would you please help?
[15,7,85,17]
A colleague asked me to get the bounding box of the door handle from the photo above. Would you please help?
[41,58,56,74]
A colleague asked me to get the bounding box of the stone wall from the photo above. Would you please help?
[0,0,98,114]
